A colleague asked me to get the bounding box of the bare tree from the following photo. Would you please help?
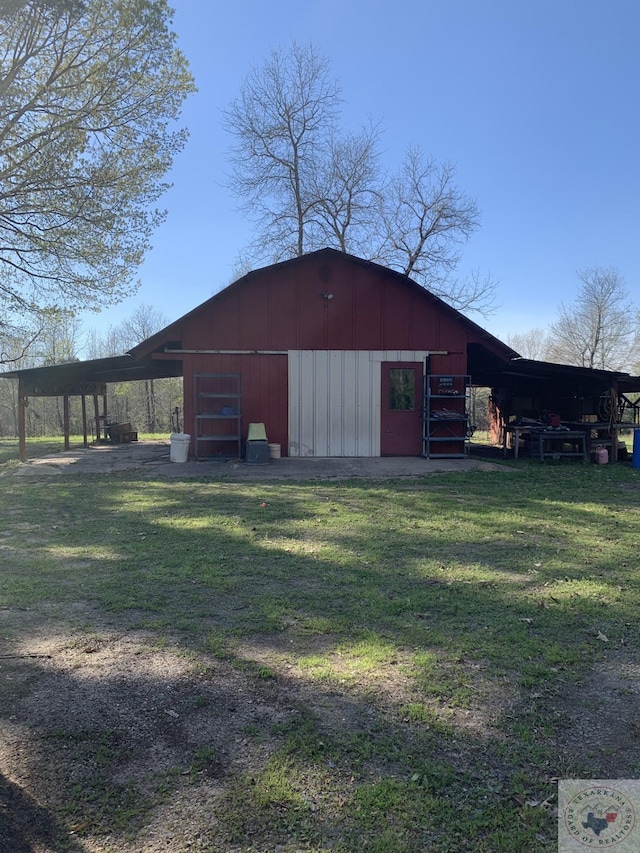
[506,328,549,360]
[374,149,482,292]
[118,304,168,432]
[0,319,42,365]
[311,123,383,255]
[546,267,638,370]
[0,0,195,358]
[438,269,499,316]
[84,325,128,359]
[81,306,181,433]
[224,41,497,316]
[223,40,340,260]
[117,303,167,349]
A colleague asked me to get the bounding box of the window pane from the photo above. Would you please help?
[389,368,415,411]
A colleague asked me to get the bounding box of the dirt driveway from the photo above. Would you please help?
[12,439,512,479]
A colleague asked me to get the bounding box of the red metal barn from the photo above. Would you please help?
[131,249,516,459]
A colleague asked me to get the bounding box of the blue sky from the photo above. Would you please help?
[80,0,640,348]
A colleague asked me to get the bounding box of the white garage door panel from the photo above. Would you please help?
[288,351,430,457]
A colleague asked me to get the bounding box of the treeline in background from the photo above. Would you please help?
[0,306,183,439]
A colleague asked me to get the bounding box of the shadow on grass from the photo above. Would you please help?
[1,465,639,850]
[0,639,554,852]
[0,771,85,853]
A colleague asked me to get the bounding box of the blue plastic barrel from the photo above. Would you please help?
[633,429,640,469]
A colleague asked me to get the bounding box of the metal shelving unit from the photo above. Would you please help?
[194,373,242,460]
[423,374,471,459]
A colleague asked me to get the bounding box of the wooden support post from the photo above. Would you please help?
[93,395,100,441]
[63,395,70,450]
[102,392,108,440]
[81,395,88,447]
[18,380,27,462]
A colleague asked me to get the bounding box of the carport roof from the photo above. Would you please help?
[0,353,183,396]
[497,358,640,393]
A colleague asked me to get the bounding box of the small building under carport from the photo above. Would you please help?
[0,354,182,461]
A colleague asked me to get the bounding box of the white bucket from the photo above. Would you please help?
[170,433,191,463]
[268,443,281,459]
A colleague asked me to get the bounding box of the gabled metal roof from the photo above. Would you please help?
[128,248,520,361]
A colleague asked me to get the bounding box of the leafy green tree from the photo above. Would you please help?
[0,308,83,435]
[0,0,195,358]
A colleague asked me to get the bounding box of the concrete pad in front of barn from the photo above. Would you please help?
[12,439,515,479]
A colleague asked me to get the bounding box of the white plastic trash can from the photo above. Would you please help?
[170,433,191,463]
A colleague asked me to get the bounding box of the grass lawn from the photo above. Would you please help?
[1,450,639,852]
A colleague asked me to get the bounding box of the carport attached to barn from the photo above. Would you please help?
[1,354,183,461]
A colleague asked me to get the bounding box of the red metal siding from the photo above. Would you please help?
[239,283,271,348]
[380,278,412,348]
[178,253,489,360]
[291,264,328,349]
[268,273,299,349]
[184,304,213,350]
[171,252,513,458]
[210,290,242,349]
[322,263,354,350]
[183,353,288,457]
[353,269,383,349]
[428,349,467,374]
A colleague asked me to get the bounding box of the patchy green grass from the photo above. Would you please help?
[0,436,77,466]
[0,434,169,466]
[1,457,640,851]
